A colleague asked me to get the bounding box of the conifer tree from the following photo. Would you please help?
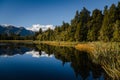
[112,20,120,42]
[99,6,109,41]
[87,9,103,41]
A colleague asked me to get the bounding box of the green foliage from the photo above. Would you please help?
[99,6,110,41]
[36,2,120,42]
[77,7,90,41]
[87,9,103,41]
[75,23,81,41]
[0,33,34,40]
[99,4,117,42]
[112,20,120,42]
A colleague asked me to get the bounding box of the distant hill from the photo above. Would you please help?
[0,25,34,36]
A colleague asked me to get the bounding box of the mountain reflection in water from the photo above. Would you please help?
[0,43,105,80]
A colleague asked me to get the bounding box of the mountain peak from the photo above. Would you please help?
[0,24,34,36]
[19,27,25,29]
[27,24,55,32]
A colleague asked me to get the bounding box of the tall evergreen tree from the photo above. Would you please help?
[36,2,120,42]
[69,10,80,41]
[75,22,81,41]
[112,20,120,42]
[87,9,103,41]
[39,28,43,34]
[75,7,90,41]
[117,2,120,20]
[99,6,109,41]
[99,4,117,42]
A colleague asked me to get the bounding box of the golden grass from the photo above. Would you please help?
[75,42,120,57]
[101,58,120,80]
[33,41,79,47]
[75,42,120,79]
[75,43,95,53]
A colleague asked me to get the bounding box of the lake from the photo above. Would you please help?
[0,43,105,80]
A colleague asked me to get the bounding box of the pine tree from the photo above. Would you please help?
[70,10,80,41]
[75,23,81,41]
[76,7,90,41]
[39,28,43,34]
[112,20,120,42]
[99,4,117,42]
[117,2,120,20]
[87,9,103,41]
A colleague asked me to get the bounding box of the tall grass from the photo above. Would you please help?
[75,43,95,53]
[33,41,79,47]
[75,42,120,79]
[91,42,120,80]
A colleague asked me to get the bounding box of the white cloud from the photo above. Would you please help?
[25,50,40,58]
[25,50,54,58]
[26,24,55,32]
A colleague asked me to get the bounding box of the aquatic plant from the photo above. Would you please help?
[75,42,120,79]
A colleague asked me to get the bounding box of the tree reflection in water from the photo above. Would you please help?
[1,43,118,80]
[36,44,105,80]
[0,43,35,56]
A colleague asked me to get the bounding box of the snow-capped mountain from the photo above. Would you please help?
[0,25,34,36]
[26,24,55,32]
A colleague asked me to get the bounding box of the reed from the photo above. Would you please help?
[33,41,79,47]
[75,43,95,53]
[91,42,120,80]
[75,42,120,79]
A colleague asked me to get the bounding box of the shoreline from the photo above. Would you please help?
[0,40,79,47]
[33,41,81,47]
[0,40,119,52]
[0,40,33,43]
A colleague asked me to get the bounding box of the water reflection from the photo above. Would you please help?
[0,43,105,80]
[36,44,105,80]
[25,50,54,58]
[0,43,33,57]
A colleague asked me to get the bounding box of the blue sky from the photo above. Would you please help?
[0,0,119,27]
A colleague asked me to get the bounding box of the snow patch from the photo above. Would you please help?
[26,24,55,32]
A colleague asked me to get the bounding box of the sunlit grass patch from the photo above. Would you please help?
[33,41,79,47]
[75,42,120,79]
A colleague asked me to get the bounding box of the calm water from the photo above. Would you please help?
[0,43,105,80]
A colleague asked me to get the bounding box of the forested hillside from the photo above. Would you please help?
[0,25,34,40]
[36,2,120,42]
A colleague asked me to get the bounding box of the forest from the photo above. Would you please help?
[0,34,34,40]
[36,2,120,42]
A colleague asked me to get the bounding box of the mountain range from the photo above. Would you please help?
[0,25,34,36]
